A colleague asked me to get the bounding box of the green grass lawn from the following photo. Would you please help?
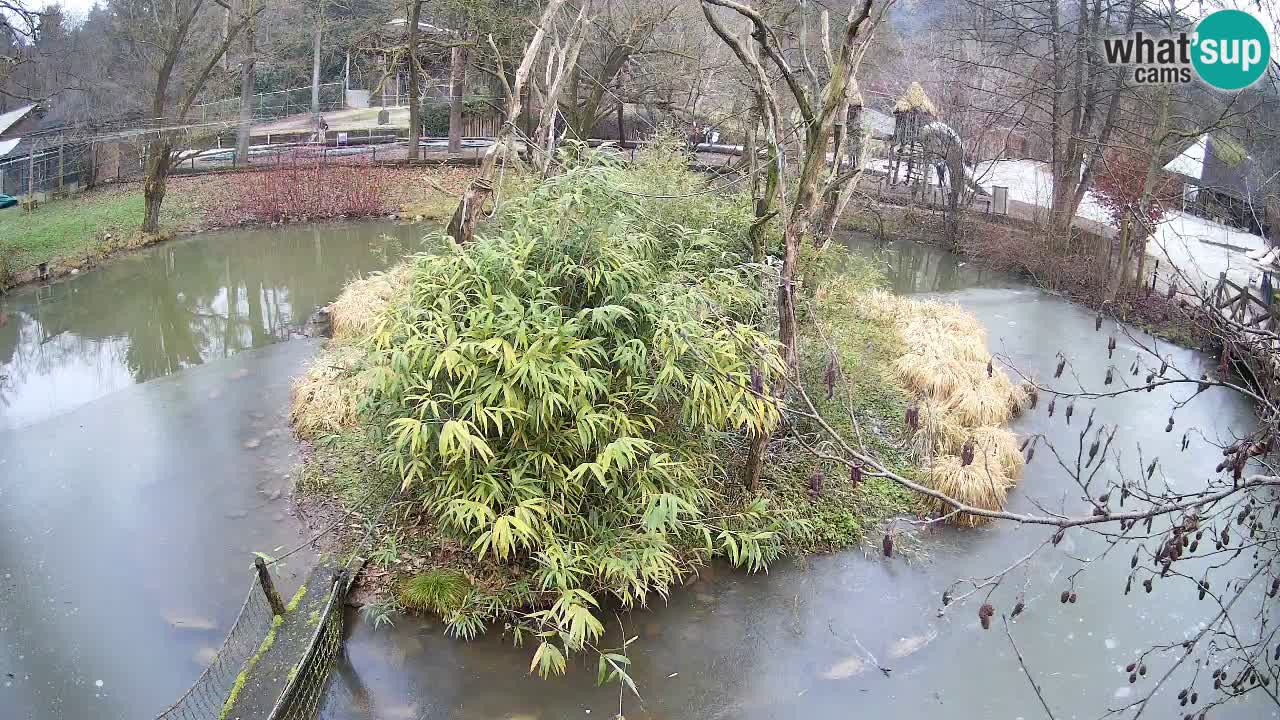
[0,185,198,273]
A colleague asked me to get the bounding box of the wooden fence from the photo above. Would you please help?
[1211,272,1280,332]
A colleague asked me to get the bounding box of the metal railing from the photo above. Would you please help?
[192,83,347,124]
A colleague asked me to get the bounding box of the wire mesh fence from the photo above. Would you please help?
[154,575,276,720]
[267,571,354,720]
[193,83,347,125]
[0,141,92,198]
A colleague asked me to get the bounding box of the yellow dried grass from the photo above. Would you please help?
[866,289,1032,525]
[969,426,1025,478]
[923,454,1015,528]
[289,346,371,439]
[909,398,967,457]
[328,262,414,342]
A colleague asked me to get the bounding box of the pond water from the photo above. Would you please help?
[0,222,421,432]
[0,221,424,720]
[0,223,1267,720]
[318,234,1271,720]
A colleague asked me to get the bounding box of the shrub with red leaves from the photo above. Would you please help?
[1092,148,1178,230]
[208,154,390,226]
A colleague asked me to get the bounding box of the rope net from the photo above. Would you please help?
[267,572,354,720]
[155,576,275,720]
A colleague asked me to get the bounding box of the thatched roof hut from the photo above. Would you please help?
[893,82,937,117]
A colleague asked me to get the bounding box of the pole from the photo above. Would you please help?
[255,557,286,616]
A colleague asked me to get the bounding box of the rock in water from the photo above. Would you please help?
[821,656,868,680]
[888,630,938,659]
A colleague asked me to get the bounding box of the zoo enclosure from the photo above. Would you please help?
[191,83,348,124]
[0,141,92,198]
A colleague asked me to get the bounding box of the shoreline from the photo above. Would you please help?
[0,165,474,294]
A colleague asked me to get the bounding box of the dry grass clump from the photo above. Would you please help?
[292,260,416,440]
[328,262,414,342]
[861,290,1028,525]
[923,454,1016,528]
[289,345,372,439]
[909,398,966,457]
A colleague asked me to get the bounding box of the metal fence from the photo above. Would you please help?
[193,83,347,124]
[266,570,355,720]
[0,142,92,198]
[153,576,276,720]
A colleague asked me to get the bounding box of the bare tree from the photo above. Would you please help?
[113,0,261,233]
[406,0,424,160]
[447,0,570,243]
[311,0,326,135]
[531,2,590,175]
[701,0,889,492]
[235,0,258,164]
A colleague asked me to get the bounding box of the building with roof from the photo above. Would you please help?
[1163,133,1273,235]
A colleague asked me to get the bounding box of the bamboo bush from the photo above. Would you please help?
[361,148,803,675]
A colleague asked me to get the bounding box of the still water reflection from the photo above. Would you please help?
[0,221,425,720]
[0,222,423,430]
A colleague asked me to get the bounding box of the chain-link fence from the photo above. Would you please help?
[0,141,92,198]
[193,83,347,125]
[154,575,276,720]
[266,570,354,720]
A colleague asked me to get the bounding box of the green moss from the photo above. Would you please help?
[1211,134,1247,168]
[217,584,308,720]
[219,616,283,719]
[285,584,308,612]
[399,569,472,615]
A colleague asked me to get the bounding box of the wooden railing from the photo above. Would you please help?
[1212,272,1279,331]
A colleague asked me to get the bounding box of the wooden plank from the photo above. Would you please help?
[1216,290,1247,310]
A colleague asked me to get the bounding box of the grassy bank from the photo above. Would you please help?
[0,184,198,275]
[0,165,475,291]
[288,144,1029,677]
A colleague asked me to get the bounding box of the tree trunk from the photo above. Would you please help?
[448,45,466,154]
[142,139,172,234]
[235,0,256,165]
[406,1,423,161]
[743,431,766,492]
[448,0,568,244]
[311,0,323,123]
[615,98,625,144]
[1106,214,1132,303]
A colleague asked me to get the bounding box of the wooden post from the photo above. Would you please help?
[255,556,287,616]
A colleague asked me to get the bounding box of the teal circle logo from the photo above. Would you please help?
[1193,9,1270,90]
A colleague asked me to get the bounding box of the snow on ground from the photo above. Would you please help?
[1151,211,1266,288]
[973,159,1111,224]
[974,158,1269,288]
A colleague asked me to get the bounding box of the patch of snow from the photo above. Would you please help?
[972,158,1271,288]
[1163,135,1206,180]
[0,103,35,136]
[1151,211,1267,287]
[972,159,1110,223]
[0,138,19,159]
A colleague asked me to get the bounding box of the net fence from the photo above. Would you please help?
[192,83,347,124]
[154,575,276,720]
[267,571,354,720]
